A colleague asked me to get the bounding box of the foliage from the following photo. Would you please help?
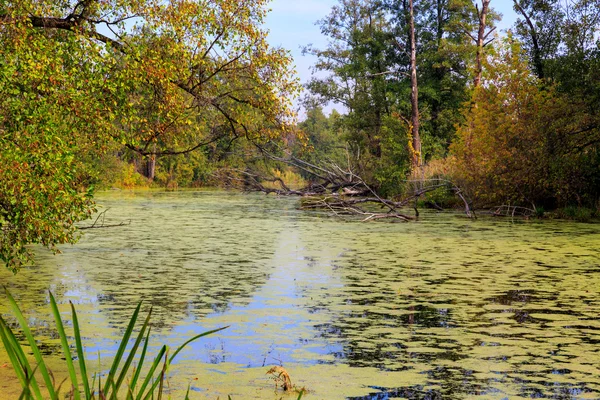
[296,107,345,169]
[451,38,553,206]
[0,23,104,272]
[154,150,213,190]
[304,0,397,158]
[302,1,411,194]
[555,206,598,222]
[512,0,600,153]
[0,289,226,399]
[451,37,599,209]
[301,0,493,196]
[0,0,300,271]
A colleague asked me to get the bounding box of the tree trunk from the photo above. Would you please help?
[146,155,156,181]
[436,0,445,46]
[474,0,491,88]
[145,143,157,181]
[513,0,544,79]
[409,0,421,169]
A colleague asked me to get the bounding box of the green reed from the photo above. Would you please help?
[0,288,227,399]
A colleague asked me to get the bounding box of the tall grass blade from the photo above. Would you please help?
[89,373,97,399]
[114,308,152,394]
[168,326,229,363]
[1,319,44,400]
[70,301,91,399]
[49,292,80,400]
[135,345,166,400]
[109,378,118,400]
[127,328,151,399]
[17,386,32,400]
[4,289,57,399]
[54,377,69,398]
[143,351,167,400]
[2,292,228,400]
[0,318,30,394]
[98,369,102,399]
[16,365,39,400]
[102,301,142,395]
[156,354,167,400]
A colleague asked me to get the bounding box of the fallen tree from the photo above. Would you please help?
[216,146,476,221]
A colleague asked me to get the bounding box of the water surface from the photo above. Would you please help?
[1,190,599,399]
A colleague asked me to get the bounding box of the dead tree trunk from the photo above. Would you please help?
[459,0,495,154]
[408,0,421,168]
[473,0,493,88]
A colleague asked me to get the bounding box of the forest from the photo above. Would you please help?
[0,0,599,270]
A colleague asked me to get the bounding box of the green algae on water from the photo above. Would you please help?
[1,190,599,398]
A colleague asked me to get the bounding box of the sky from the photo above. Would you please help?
[263,0,520,114]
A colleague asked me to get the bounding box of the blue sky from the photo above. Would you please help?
[264,0,519,95]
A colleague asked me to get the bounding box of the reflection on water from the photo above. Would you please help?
[1,190,599,399]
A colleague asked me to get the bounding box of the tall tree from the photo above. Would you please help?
[305,0,484,189]
[0,0,299,271]
[408,0,422,168]
[512,0,600,154]
[449,0,499,87]
[473,0,494,87]
[304,0,416,194]
[305,0,393,158]
[452,35,600,209]
[401,0,471,157]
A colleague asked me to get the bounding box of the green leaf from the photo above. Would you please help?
[49,292,80,400]
[5,288,57,399]
[70,301,91,399]
[136,346,166,400]
[168,326,229,364]
[0,317,42,400]
[102,302,142,395]
[114,308,153,394]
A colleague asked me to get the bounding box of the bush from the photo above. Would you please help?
[555,206,597,222]
[450,37,599,210]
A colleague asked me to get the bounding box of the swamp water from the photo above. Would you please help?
[1,190,599,399]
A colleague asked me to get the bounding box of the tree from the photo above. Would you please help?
[472,0,494,87]
[296,106,342,167]
[305,0,393,158]
[451,38,553,206]
[511,0,561,79]
[451,37,599,209]
[413,0,471,157]
[407,0,422,168]
[303,0,498,193]
[450,0,498,88]
[304,0,414,195]
[513,0,600,109]
[511,0,600,208]
[0,0,299,272]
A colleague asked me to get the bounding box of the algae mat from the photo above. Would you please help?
[1,190,599,399]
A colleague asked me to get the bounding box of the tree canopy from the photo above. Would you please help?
[0,0,300,271]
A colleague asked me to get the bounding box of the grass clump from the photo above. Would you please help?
[0,288,227,399]
[555,206,598,222]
